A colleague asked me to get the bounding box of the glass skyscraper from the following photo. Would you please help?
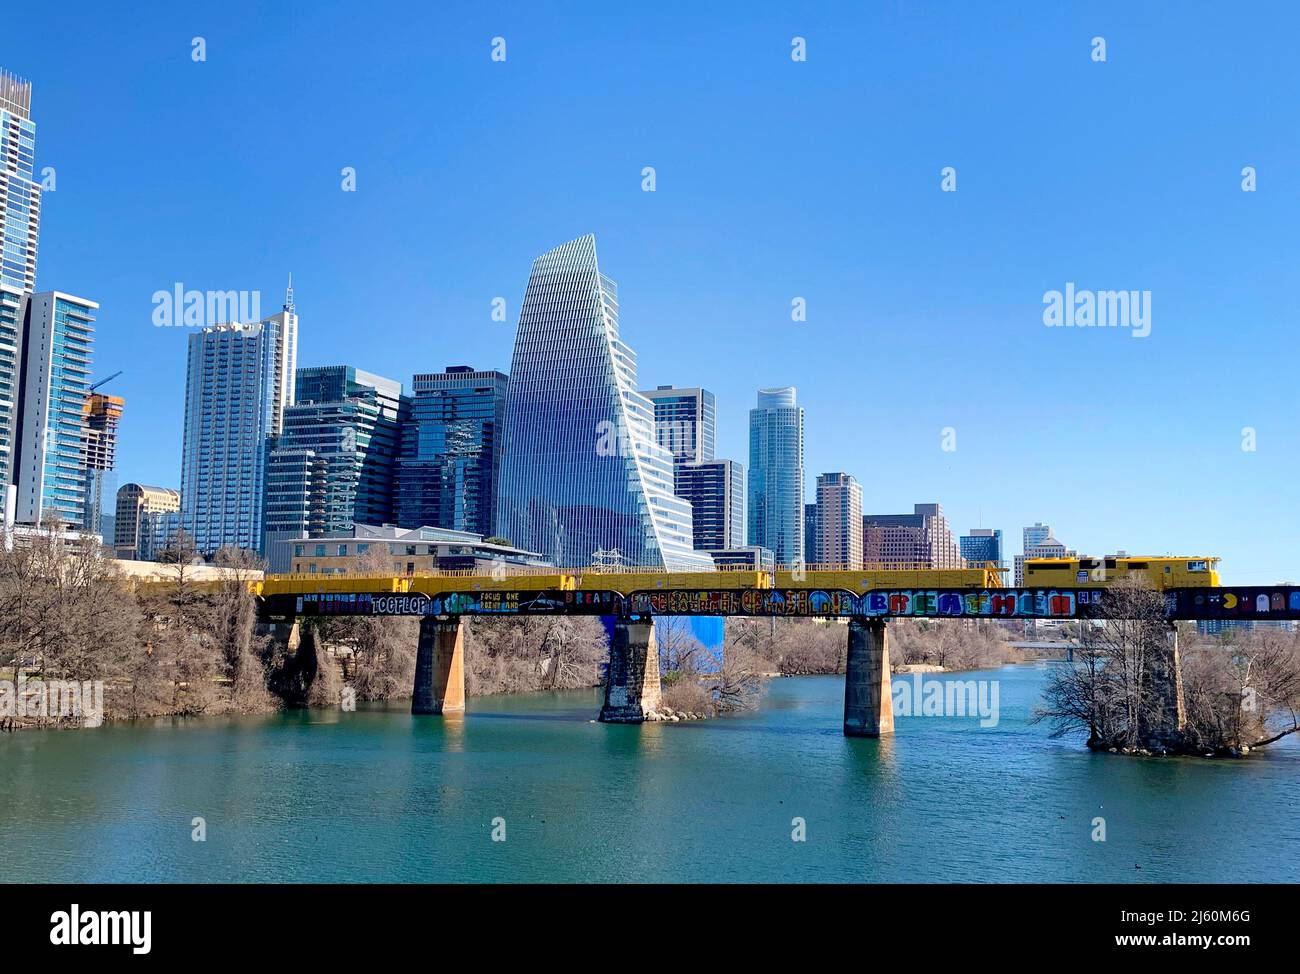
[396,366,506,537]
[747,387,804,565]
[674,459,743,551]
[0,285,25,491]
[14,292,97,528]
[179,294,297,555]
[0,71,40,293]
[495,235,710,570]
[264,366,406,570]
[639,385,715,466]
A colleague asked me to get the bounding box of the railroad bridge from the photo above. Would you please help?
[253,566,1300,737]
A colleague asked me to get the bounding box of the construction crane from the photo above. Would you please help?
[88,371,123,393]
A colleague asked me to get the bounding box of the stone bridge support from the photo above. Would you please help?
[1141,622,1186,745]
[844,617,894,737]
[412,616,466,716]
[599,619,661,723]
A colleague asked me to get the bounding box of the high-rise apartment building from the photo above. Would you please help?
[815,472,863,568]
[0,285,26,489]
[83,391,123,541]
[960,527,1004,570]
[179,290,297,555]
[396,366,506,537]
[863,503,964,568]
[639,385,715,466]
[14,291,97,529]
[264,366,406,569]
[114,483,181,560]
[495,235,709,570]
[804,502,819,565]
[0,71,40,293]
[674,459,743,551]
[748,387,804,565]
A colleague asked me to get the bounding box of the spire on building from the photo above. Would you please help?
[284,272,294,313]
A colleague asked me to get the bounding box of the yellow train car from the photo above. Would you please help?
[1023,556,1220,590]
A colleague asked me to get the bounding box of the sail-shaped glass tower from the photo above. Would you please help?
[496,235,711,571]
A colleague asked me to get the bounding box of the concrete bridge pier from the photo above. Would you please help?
[844,617,894,737]
[412,616,466,716]
[1141,622,1186,745]
[599,619,662,723]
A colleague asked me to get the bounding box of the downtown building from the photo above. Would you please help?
[263,365,406,571]
[82,390,123,540]
[179,290,297,555]
[114,483,180,560]
[748,387,804,566]
[960,527,1005,571]
[814,472,863,568]
[674,459,744,552]
[0,71,40,294]
[862,502,964,568]
[495,234,710,570]
[396,366,506,537]
[639,385,715,466]
[1014,522,1076,585]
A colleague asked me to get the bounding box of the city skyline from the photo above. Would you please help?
[9,2,1300,581]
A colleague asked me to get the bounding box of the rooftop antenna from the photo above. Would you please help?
[284,272,294,313]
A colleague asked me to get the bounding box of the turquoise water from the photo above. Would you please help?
[1,664,1296,883]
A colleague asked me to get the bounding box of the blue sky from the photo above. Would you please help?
[13,1,1300,582]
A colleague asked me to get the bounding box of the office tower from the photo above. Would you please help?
[114,483,181,560]
[675,459,743,551]
[816,472,862,568]
[13,291,97,528]
[1015,522,1077,585]
[179,287,297,555]
[804,502,819,565]
[863,502,964,568]
[0,285,26,488]
[82,391,123,541]
[495,234,710,570]
[960,527,1004,569]
[0,71,40,292]
[263,366,406,571]
[639,385,715,466]
[396,366,506,537]
[747,386,804,565]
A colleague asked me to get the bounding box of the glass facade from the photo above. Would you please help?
[114,483,181,559]
[674,459,743,551]
[747,387,804,565]
[959,528,1004,568]
[0,71,40,293]
[396,366,506,537]
[495,234,711,570]
[264,366,406,570]
[15,292,97,528]
[639,385,715,465]
[179,307,297,555]
[0,285,25,487]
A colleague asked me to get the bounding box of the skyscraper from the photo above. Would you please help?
[179,288,297,555]
[83,391,124,541]
[815,472,862,568]
[1015,522,1076,585]
[396,366,506,537]
[0,286,27,490]
[0,71,40,293]
[960,527,1004,570]
[264,365,405,569]
[804,502,819,565]
[14,291,97,528]
[639,385,715,466]
[863,503,964,568]
[674,459,744,551]
[495,235,710,570]
[748,387,804,565]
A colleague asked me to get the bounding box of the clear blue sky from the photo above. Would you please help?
[13,1,1300,582]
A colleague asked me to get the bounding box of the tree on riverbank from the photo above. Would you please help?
[1033,578,1300,755]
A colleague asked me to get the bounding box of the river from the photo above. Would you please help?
[1,663,1296,882]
